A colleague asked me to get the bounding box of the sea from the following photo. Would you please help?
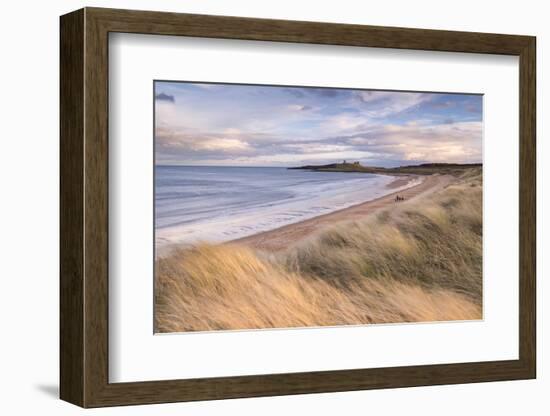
[155,166,420,248]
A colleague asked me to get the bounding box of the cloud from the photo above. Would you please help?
[196,138,250,151]
[466,103,482,113]
[341,121,483,163]
[155,92,175,103]
[154,81,482,166]
[223,128,242,135]
[306,88,343,98]
[354,91,430,118]
[156,128,251,152]
[287,104,312,112]
[194,84,219,90]
[347,137,374,145]
[156,119,481,166]
[282,143,351,154]
[224,150,374,165]
[321,114,370,134]
[283,88,305,98]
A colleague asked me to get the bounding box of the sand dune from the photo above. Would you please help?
[155,168,482,332]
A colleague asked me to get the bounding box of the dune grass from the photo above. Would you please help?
[155,168,482,333]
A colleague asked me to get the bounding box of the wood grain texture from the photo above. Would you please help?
[518,38,536,376]
[59,8,84,406]
[88,7,532,54]
[83,10,110,406]
[59,7,537,408]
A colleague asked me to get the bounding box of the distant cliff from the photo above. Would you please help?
[288,162,482,176]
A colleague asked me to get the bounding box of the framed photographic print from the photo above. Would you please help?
[60,7,536,407]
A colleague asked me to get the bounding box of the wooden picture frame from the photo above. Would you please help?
[60,7,536,408]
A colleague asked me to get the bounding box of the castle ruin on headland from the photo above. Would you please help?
[343,160,360,166]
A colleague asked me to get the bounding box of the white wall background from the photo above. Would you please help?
[0,0,545,414]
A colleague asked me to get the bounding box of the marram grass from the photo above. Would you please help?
[155,169,482,333]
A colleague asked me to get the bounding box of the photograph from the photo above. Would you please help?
[153,81,483,333]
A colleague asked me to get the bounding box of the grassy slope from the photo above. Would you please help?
[155,168,482,332]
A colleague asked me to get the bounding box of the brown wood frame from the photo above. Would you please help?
[60,7,536,408]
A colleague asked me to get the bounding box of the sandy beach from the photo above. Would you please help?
[232,174,455,252]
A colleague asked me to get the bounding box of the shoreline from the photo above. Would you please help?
[231,174,455,252]
[384,175,418,189]
[156,173,421,256]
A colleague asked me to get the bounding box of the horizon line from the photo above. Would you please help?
[156,161,483,168]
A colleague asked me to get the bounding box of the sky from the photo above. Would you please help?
[154,81,483,167]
